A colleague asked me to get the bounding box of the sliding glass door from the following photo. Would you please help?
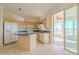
[53,11,64,48]
[65,6,77,53]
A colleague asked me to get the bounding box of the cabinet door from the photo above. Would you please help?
[44,33,49,43]
[40,33,44,43]
[11,23,17,42]
[4,22,11,44]
[30,34,36,50]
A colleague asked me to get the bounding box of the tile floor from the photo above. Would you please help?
[54,37,64,48]
[0,41,74,55]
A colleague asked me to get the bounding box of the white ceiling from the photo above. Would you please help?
[1,3,66,17]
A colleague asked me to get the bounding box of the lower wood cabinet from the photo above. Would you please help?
[40,33,49,44]
[18,34,37,51]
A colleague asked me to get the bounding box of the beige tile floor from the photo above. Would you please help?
[54,37,64,48]
[0,41,73,55]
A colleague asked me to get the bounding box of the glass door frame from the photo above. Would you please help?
[64,6,77,54]
[51,5,78,54]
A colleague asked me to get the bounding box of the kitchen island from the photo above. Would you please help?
[32,29,50,44]
[39,31,50,44]
[15,32,37,51]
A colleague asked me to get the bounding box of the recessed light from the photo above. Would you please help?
[18,8,22,11]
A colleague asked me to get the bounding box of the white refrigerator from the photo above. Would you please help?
[11,23,17,42]
[4,22,17,44]
[4,22,11,44]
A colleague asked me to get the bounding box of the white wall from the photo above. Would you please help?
[0,7,3,46]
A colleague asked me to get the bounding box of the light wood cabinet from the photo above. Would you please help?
[30,34,37,50]
[18,34,37,51]
[4,22,11,44]
[43,18,50,28]
[40,33,49,44]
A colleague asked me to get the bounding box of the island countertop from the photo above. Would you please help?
[14,32,35,36]
[33,29,50,33]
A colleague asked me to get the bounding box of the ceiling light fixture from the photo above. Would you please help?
[18,8,22,11]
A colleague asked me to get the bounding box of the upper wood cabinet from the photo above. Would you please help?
[3,17,17,23]
[3,17,39,29]
[31,22,38,28]
[46,18,50,28]
[17,21,38,29]
[17,21,28,28]
[43,18,50,28]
